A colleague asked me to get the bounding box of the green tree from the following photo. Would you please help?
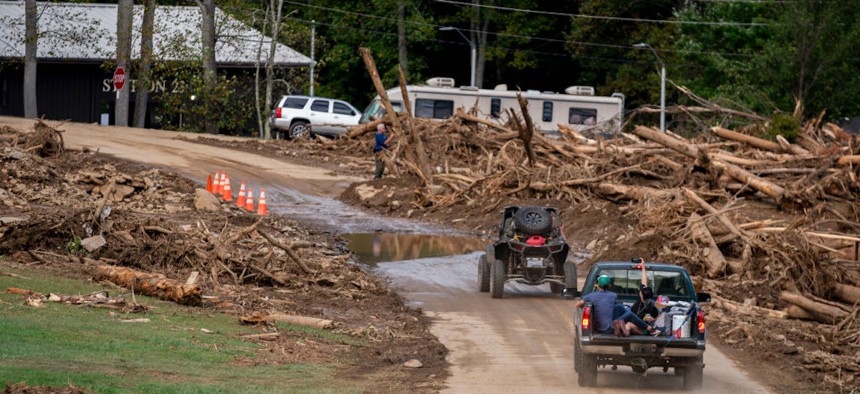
[676,1,860,120]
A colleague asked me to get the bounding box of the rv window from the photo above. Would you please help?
[333,102,355,116]
[311,100,330,112]
[415,99,454,119]
[543,102,553,122]
[490,98,501,118]
[282,97,308,109]
[569,108,597,125]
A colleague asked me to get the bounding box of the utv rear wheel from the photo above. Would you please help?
[490,259,505,298]
[478,254,490,292]
[513,206,552,235]
[564,260,578,289]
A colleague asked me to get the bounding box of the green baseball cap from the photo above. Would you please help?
[597,275,611,287]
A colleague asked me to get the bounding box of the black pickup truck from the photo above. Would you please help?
[571,261,711,389]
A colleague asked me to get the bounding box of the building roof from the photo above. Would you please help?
[0,1,312,67]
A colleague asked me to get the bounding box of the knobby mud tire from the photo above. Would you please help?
[478,254,490,292]
[490,259,505,299]
[513,206,552,236]
[564,260,577,289]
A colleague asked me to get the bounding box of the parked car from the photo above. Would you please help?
[272,95,362,139]
[477,206,574,298]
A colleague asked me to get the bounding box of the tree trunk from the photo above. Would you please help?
[470,0,490,88]
[515,92,535,167]
[93,264,202,306]
[23,0,38,119]
[199,0,218,134]
[832,283,860,305]
[115,0,133,127]
[779,291,848,324]
[397,0,407,78]
[133,0,155,128]
[711,126,782,152]
[263,0,284,140]
[398,65,431,183]
[688,212,728,277]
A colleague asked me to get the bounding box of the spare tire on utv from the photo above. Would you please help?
[514,206,552,236]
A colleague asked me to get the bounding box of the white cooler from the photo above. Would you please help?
[671,314,691,338]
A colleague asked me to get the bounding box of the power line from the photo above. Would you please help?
[287,17,707,68]
[282,1,753,58]
[434,0,774,27]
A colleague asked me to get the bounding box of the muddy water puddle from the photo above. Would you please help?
[344,233,487,265]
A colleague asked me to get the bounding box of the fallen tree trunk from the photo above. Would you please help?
[710,160,786,202]
[711,294,787,319]
[779,291,848,324]
[633,125,703,160]
[92,264,201,306]
[266,312,334,329]
[832,283,860,305]
[711,126,782,152]
[689,212,728,277]
[785,305,815,320]
[596,183,677,201]
[346,118,383,138]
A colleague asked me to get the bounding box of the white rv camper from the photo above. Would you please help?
[360,78,625,133]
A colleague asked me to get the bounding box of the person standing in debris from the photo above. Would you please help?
[373,123,393,179]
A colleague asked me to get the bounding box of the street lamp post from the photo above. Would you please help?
[633,42,666,133]
[439,26,476,87]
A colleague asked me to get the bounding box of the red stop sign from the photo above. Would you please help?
[113,67,126,91]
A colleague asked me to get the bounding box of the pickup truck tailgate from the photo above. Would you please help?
[582,334,703,357]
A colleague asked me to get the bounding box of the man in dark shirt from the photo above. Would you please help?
[373,123,393,179]
[576,275,616,334]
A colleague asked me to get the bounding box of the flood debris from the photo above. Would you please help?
[0,120,448,392]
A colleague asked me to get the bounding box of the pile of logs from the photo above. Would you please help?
[336,62,860,368]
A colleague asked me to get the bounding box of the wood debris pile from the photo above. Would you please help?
[0,121,409,337]
[320,94,860,386]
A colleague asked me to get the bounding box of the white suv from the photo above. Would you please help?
[272,95,363,139]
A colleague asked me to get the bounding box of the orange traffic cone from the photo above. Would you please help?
[257,188,267,215]
[212,170,222,195]
[236,181,246,207]
[244,187,255,211]
[222,175,233,201]
[205,173,213,193]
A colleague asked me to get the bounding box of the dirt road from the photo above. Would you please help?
[1,117,770,393]
[377,253,769,394]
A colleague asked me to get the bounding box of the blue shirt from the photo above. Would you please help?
[373,132,388,152]
[582,290,617,333]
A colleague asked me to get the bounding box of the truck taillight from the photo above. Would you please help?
[276,108,282,118]
[582,306,591,331]
[697,310,705,334]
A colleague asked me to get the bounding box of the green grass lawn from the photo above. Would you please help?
[0,262,364,393]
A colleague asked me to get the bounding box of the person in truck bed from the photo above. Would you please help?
[575,275,617,334]
[575,274,661,336]
[626,260,660,335]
